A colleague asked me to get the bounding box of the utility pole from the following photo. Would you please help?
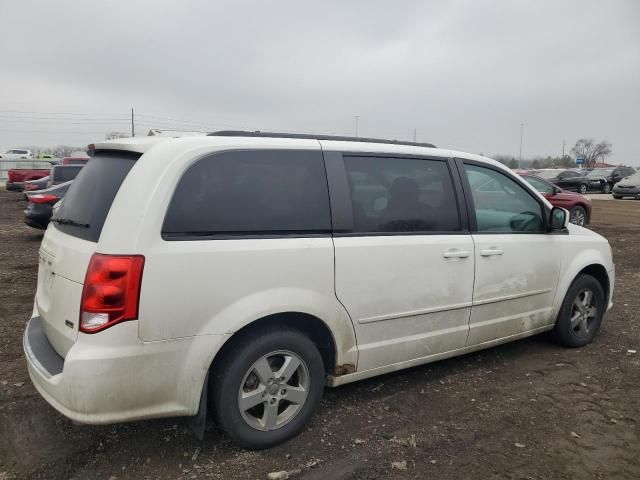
[131,108,135,137]
[413,128,417,143]
[518,123,524,168]
[562,140,565,158]
[354,115,359,138]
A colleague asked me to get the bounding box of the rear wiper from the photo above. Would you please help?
[51,217,90,228]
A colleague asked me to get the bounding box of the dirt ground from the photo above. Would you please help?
[0,191,638,480]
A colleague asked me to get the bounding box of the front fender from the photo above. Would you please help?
[552,245,613,320]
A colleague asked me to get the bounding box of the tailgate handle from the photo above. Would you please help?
[481,247,504,257]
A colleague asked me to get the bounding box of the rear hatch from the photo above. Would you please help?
[35,151,139,357]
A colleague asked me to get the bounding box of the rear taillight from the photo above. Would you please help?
[29,194,59,204]
[79,254,145,333]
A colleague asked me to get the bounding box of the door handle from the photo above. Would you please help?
[480,248,504,257]
[443,249,470,259]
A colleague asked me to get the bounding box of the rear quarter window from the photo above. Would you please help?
[53,151,140,242]
[162,149,331,238]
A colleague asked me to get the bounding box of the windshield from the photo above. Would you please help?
[523,176,554,194]
[587,169,613,177]
[623,170,640,181]
[53,151,139,242]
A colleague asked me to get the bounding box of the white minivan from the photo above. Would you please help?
[24,132,614,448]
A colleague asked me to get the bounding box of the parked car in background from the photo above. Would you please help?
[612,169,640,199]
[521,174,592,226]
[24,132,614,449]
[23,176,50,195]
[535,169,586,191]
[47,164,83,187]
[544,170,592,194]
[587,166,636,194]
[5,167,51,191]
[0,148,33,159]
[23,181,72,229]
[62,156,90,165]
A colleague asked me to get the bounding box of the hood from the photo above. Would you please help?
[616,174,640,187]
[566,222,605,239]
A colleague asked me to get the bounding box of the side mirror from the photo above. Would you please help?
[552,186,561,195]
[549,206,569,231]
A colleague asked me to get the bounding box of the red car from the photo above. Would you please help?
[521,174,592,226]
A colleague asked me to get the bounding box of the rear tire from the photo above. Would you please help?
[569,206,587,226]
[210,327,325,449]
[552,274,605,348]
[612,195,622,200]
[578,184,587,194]
[601,183,611,194]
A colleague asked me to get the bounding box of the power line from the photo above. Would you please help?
[0,109,129,116]
[135,114,235,130]
[0,128,118,134]
[0,118,130,125]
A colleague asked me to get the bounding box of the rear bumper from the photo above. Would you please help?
[24,315,229,424]
[5,181,24,192]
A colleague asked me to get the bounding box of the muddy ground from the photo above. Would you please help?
[0,191,638,480]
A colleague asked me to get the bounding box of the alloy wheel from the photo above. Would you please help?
[579,184,587,194]
[238,350,310,431]
[570,289,598,338]
[570,209,586,226]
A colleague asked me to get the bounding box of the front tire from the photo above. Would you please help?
[210,327,325,449]
[601,183,611,194]
[612,195,622,200]
[578,184,588,194]
[569,206,587,226]
[552,274,605,348]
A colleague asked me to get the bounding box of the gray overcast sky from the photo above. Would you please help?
[0,0,638,164]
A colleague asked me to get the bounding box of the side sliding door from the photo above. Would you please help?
[325,150,475,372]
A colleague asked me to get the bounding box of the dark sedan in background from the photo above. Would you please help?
[23,181,72,229]
[538,166,635,194]
[536,169,591,193]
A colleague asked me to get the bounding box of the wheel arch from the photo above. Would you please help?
[578,264,610,302]
[213,312,338,375]
[554,259,612,321]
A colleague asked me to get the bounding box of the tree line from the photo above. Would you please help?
[493,139,613,169]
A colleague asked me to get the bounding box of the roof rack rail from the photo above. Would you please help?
[207,130,436,148]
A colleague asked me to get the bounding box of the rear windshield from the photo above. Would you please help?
[53,151,139,242]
